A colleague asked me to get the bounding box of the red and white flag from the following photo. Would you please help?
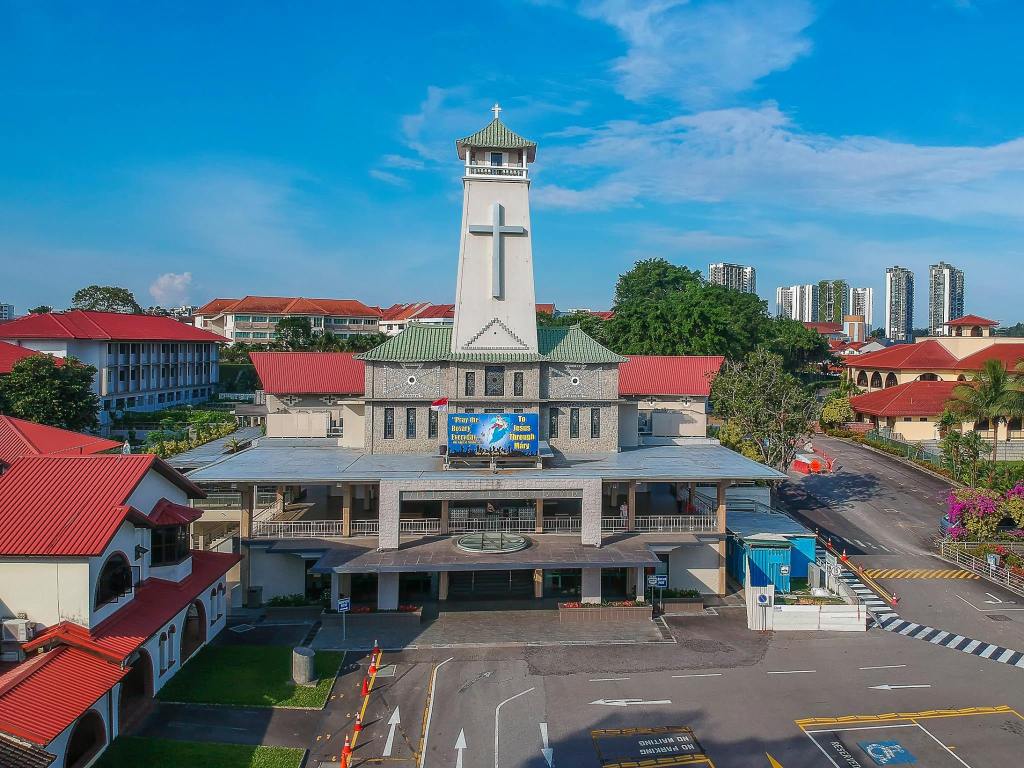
[430,397,448,412]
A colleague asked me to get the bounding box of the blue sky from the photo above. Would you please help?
[3,1,1024,325]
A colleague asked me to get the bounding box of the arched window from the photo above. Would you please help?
[167,625,177,667]
[218,583,226,619]
[975,419,991,432]
[957,374,967,382]
[856,371,868,387]
[870,372,883,389]
[95,552,133,608]
[1008,417,1023,433]
[971,326,982,337]
[918,373,939,381]
[65,710,106,768]
[158,632,167,672]
[210,590,218,624]
[884,372,898,388]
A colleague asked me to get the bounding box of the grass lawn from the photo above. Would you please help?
[157,645,344,708]
[95,737,303,768]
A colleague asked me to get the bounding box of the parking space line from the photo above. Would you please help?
[671,673,723,678]
[589,677,629,682]
[858,664,905,670]
[767,669,816,675]
[418,656,454,768]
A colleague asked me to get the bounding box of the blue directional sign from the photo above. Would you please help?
[336,597,351,613]
[647,575,668,589]
[857,741,917,765]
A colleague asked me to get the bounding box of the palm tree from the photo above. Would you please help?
[947,359,1024,464]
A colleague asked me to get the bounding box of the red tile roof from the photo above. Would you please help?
[24,551,240,664]
[0,341,38,375]
[618,355,725,397]
[148,498,203,526]
[0,310,228,343]
[848,339,958,370]
[0,646,127,745]
[849,380,960,417]
[536,303,556,315]
[196,296,381,318]
[381,303,454,322]
[803,322,845,335]
[250,351,365,395]
[947,314,999,327]
[0,455,204,556]
[588,310,615,321]
[0,417,121,469]
[953,343,1024,371]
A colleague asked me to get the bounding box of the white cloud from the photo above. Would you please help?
[148,271,193,305]
[369,169,410,187]
[533,104,1024,221]
[580,0,815,106]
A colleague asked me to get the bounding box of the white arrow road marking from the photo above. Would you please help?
[455,729,467,768]
[984,593,1017,605]
[382,707,401,757]
[494,688,535,768]
[869,684,932,690]
[589,698,672,707]
[540,722,553,768]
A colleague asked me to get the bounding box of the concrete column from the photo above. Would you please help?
[330,572,340,610]
[440,500,449,535]
[581,568,602,604]
[377,572,400,611]
[625,567,635,596]
[239,484,255,600]
[534,498,544,534]
[342,484,352,537]
[275,485,286,515]
[687,482,696,513]
[609,483,618,508]
[627,480,637,531]
[438,571,449,601]
[378,482,400,550]
[581,479,603,546]
[635,567,645,601]
[717,540,727,596]
[533,569,543,598]
[716,481,729,532]
[341,573,352,597]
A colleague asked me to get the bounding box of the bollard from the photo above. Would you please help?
[372,639,381,658]
[892,592,899,605]
[291,646,317,686]
[360,676,369,697]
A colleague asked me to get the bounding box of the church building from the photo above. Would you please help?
[188,108,784,611]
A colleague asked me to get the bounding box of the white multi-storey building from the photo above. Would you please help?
[0,304,14,321]
[709,263,756,294]
[194,296,382,344]
[776,284,818,322]
[0,310,226,425]
[885,266,915,342]
[849,287,874,329]
[929,262,966,336]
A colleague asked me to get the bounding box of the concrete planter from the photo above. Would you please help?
[659,597,705,615]
[557,603,653,623]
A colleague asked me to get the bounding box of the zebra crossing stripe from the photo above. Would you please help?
[964,640,982,653]
[998,649,1016,663]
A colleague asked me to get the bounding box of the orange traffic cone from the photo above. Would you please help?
[372,639,380,657]
[342,735,352,763]
[354,712,362,733]
[360,676,369,697]
[841,548,848,562]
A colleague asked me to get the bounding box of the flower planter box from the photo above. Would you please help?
[557,603,653,623]
[659,596,705,615]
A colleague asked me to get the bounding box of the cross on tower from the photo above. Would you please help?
[468,202,526,298]
[492,103,502,120]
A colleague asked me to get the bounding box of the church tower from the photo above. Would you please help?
[451,105,539,354]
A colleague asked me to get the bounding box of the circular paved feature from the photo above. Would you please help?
[455,532,529,553]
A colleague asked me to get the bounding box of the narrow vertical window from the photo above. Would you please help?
[570,408,580,438]
[428,409,438,439]
[485,366,505,396]
[591,407,601,439]
[406,407,417,439]
[548,407,559,438]
[513,371,524,396]
[383,407,395,439]
[465,371,476,396]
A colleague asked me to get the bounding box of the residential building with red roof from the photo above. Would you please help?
[0,453,238,768]
[0,416,121,474]
[0,340,40,376]
[618,356,724,442]
[379,303,455,335]
[0,310,228,426]
[194,295,382,344]
[802,321,846,340]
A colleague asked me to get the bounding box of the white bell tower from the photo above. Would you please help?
[451,105,539,354]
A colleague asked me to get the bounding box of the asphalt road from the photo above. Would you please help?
[780,435,1024,653]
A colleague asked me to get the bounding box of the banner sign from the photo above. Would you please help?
[447,412,539,457]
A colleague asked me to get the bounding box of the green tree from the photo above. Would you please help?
[947,359,1024,464]
[71,285,142,313]
[996,321,1024,338]
[342,332,389,353]
[274,317,316,351]
[869,327,885,340]
[28,305,53,314]
[759,316,833,372]
[0,355,99,431]
[710,349,820,470]
[820,397,854,427]
[536,310,608,344]
[611,258,701,308]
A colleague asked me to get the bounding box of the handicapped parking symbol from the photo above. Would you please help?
[857,740,916,765]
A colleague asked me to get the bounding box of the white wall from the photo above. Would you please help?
[126,470,189,515]
[668,542,720,594]
[249,548,307,602]
[617,402,639,448]
[0,559,90,627]
[88,521,148,628]
[44,696,112,765]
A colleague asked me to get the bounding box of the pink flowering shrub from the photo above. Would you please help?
[947,488,1004,539]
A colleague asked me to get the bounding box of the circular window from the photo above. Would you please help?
[570,376,581,386]
[455,532,529,554]
[407,375,417,385]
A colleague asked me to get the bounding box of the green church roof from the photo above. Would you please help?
[357,323,625,364]
[456,117,537,162]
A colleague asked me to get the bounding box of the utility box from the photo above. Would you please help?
[246,586,263,608]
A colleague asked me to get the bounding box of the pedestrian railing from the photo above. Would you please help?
[449,518,536,533]
[938,540,1024,596]
[350,520,380,536]
[635,515,717,532]
[601,518,627,532]
[399,518,441,535]
[543,517,582,533]
[251,520,346,539]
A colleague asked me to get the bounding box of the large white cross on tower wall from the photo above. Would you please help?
[468,202,527,299]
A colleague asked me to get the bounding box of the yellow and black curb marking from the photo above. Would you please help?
[863,568,979,580]
[795,704,1020,729]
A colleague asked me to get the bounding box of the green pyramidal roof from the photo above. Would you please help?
[456,118,537,161]
[357,323,625,364]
